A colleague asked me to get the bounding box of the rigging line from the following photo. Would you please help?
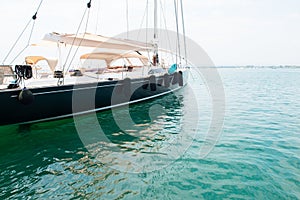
[3,19,31,64]
[27,20,36,45]
[62,7,88,73]
[137,0,149,40]
[174,0,181,65]
[2,0,44,65]
[145,0,151,67]
[9,21,37,65]
[126,0,129,39]
[159,0,174,63]
[180,0,187,65]
[61,0,92,84]
[36,0,44,13]
[65,7,92,74]
[95,0,101,34]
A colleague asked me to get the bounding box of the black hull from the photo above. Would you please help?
[0,71,188,126]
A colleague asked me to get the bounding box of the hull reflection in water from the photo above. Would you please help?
[74,85,199,173]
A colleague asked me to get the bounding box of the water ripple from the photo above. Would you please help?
[1,68,300,199]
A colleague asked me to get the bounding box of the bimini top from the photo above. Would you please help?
[42,32,152,51]
[80,52,148,66]
[25,56,58,72]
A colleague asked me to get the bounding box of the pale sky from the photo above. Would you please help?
[0,0,299,66]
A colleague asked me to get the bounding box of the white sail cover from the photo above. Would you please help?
[42,32,151,51]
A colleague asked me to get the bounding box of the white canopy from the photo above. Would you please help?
[42,32,152,51]
[80,52,148,66]
[25,56,58,72]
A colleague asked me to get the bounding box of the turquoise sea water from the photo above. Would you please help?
[0,68,299,199]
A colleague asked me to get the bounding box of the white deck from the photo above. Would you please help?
[0,66,167,90]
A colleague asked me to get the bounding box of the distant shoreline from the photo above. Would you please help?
[206,66,300,69]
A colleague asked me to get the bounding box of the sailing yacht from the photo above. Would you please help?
[0,0,189,126]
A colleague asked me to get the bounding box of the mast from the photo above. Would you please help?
[153,0,159,66]
[154,0,158,40]
[180,0,187,65]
